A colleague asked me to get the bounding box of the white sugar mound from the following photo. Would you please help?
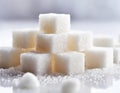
[13,72,40,89]
[62,79,80,93]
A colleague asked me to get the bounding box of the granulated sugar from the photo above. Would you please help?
[0,64,120,89]
[0,67,23,87]
[103,64,120,80]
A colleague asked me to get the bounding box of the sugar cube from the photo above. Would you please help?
[13,29,37,49]
[85,47,113,69]
[39,13,70,34]
[80,84,91,93]
[118,34,120,43]
[22,48,36,53]
[114,48,120,64]
[20,52,51,75]
[62,79,80,93]
[93,36,115,47]
[115,44,120,47]
[36,33,68,53]
[0,47,22,68]
[54,52,85,74]
[68,31,93,51]
[62,79,91,93]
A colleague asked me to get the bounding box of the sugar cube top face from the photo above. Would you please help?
[0,47,22,68]
[62,79,80,93]
[21,52,52,75]
[54,52,85,74]
[68,31,93,51]
[85,47,113,69]
[36,33,68,53]
[13,29,37,49]
[39,13,70,34]
[13,72,40,89]
[93,36,115,47]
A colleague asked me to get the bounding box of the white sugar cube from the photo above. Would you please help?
[21,52,51,75]
[115,44,120,47]
[39,13,70,34]
[62,79,80,93]
[54,52,85,74]
[0,47,22,68]
[85,48,113,69]
[118,34,120,43]
[80,85,91,93]
[13,29,37,49]
[114,48,120,64]
[93,36,115,47]
[62,79,91,93]
[13,73,40,93]
[36,33,68,53]
[68,31,93,51]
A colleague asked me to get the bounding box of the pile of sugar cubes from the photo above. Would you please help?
[1,13,120,76]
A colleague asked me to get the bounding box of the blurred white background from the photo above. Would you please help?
[0,0,120,21]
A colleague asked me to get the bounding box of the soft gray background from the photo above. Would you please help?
[0,0,120,20]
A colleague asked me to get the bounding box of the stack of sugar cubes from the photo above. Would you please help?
[1,13,120,76]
